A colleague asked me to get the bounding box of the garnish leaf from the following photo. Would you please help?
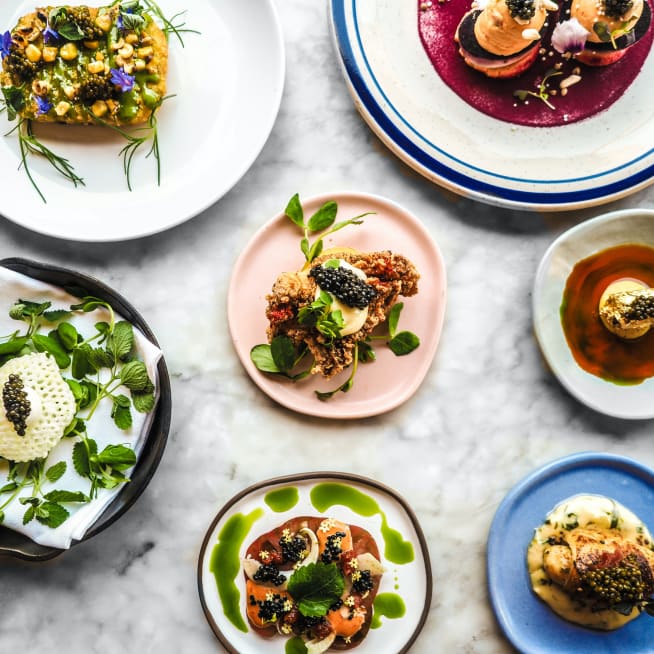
[111,395,133,430]
[389,331,420,356]
[1,86,24,122]
[32,333,71,368]
[307,201,338,232]
[45,461,67,483]
[388,302,403,340]
[287,562,345,618]
[120,360,150,390]
[250,344,280,373]
[270,335,297,373]
[285,193,305,228]
[57,322,79,351]
[35,501,69,528]
[43,490,88,503]
[109,321,134,361]
[95,444,136,470]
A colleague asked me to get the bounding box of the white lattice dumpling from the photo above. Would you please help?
[0,352,76,462]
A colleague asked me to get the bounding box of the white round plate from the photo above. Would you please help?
[197,472,432,654]
[227,192,446,419]
[533,208,654,418]
[0,0,285,241]
[329,0,654,211]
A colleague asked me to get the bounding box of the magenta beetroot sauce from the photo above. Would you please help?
[417,0,653,127]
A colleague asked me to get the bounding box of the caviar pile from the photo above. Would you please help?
[2,374,31,437]
[321,531,347,563]
[352,569,374,595]
[603,0,635,18]
[252,563,286,587]
[581,554,650,605]
[309,265,377,310]
[249,592,291,623]
[56,6,105,40]
[280,531,309,562]
[3,50,40,84]
[622,295,654,323]
[78,74,118,105]
[506,0,537,20]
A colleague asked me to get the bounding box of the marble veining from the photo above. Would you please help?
[1,0,654,652]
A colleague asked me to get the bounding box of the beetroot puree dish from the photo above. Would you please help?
[242,516,383,651]
[418,0,654,127]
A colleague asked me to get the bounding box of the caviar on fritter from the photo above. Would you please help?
[309,265,377,310]
[580,554,649,606]
[280,531,308,563]
[78,74,117,105]
[321,531,346,563]
[3,374,31,437]
[252,563,286,587]
[603,0,634,18]
[623,295,654,322]
[506,0,537,20]
[352,569,374,595]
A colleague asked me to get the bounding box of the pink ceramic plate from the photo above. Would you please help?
[227,192,446,419]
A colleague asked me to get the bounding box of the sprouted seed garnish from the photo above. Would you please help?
[250,194,421,401]
[514,68,563,110]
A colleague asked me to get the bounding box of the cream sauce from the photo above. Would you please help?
[527,494,653,629]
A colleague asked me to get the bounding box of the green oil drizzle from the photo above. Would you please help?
[285,636,308,654]
[310,483,415,565]
[265,486,300,513]
[209,508,264,632]
[371,593,407,629]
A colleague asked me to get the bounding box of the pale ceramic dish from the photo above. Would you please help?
[488,452,654,653]
[533,209,654,419]
[329,0,654,211]
[0,0,285,241]
[197,472,432,654]
[227,192,446,419]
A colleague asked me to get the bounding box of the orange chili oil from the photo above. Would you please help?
[560,243,654,385]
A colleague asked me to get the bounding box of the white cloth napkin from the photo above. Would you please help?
[0,267,162,549]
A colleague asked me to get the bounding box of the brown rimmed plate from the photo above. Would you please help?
[197,472,432,654]
[0,258,171,561]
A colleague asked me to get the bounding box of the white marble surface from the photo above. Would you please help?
[2,1,654,653]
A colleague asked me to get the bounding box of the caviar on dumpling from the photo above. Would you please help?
[0,352,76,462]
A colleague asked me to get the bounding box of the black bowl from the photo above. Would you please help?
[0,257,171,561]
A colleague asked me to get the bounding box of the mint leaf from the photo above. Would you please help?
[57,322,79,351]
[285,193,304,228]
[89,347,114,369]
[73,438,97,477]
[43,490,88,503]
[32,333,71,368]
[0,481,18,494]
[111,396,133,430]
[307,201,337,232]
[72,343,96,378]
[0,337,28,356]
[23,505,35,525]
[109,321,134,361]
[45,461,67,483]
[36,502,69,528]
[132,390,155,413]
[120,360,150,391]
[95,444,136,470]
[389,331,420,356]
[43,309,73,322]
[288,562,345,617]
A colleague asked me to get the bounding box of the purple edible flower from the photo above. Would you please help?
[551,18,590,54]
[35,95,52,115]
[0,30,12,60]
[42,24,59,43]
[110,67,135,93]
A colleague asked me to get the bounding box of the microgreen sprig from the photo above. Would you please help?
[594,19,635,48]
[514,68,563,111]
[284,193,373,264]
[8,119,85,203]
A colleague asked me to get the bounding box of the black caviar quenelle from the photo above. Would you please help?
[352,569,374,594]
[321,531,346,563]
[3,374,31,437]
[309,265,377,310]
[252,563,286,587]
[506,0,537,20]
[280,531,308,563]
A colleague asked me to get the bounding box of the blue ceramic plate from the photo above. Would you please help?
[487,452,654,653]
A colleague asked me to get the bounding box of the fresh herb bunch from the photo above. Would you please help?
[0,295,154,527]
[250,194,420,401]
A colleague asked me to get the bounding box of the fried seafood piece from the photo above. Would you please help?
[0,4,168,125]
[599,286,654,339]
[265,250,419,378]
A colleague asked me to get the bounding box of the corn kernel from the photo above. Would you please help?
[55,101,71,117]
[87,60,105,74]
[42,46,58,63]
[95,13,112,32]
[25,44,42,63]
[91,100,108,118]
[60,43,78,61]
[125,33,139,44]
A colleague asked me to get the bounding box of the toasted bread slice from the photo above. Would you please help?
[0,4,167,125]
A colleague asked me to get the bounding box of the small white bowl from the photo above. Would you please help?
[533,209,654,419]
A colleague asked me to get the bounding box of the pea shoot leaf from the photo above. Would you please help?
[250,344,280,373]
[57,322,79,351]
[389,331,420,356]
[270,335,297,372]
[120,360,150,391]
[35,501,69,528]
[109,321,134,361]
[285,193,305,228]
[307,201,337,232]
